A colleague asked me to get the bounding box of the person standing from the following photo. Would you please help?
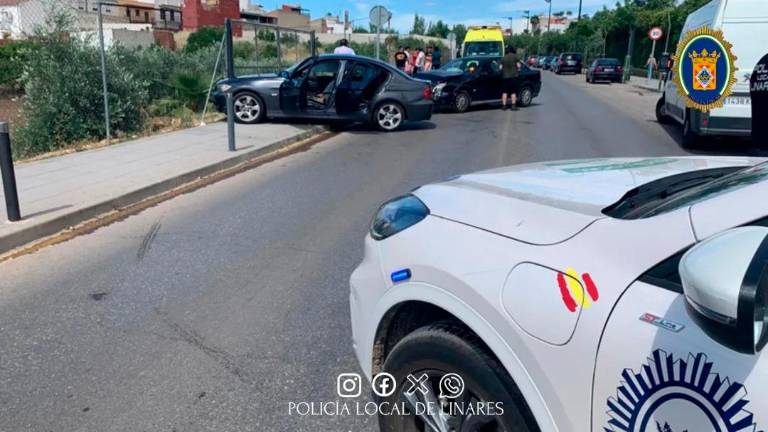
[404,46,414,75]
[645,55,658,81]
[394,46,408,71]
[432,45,442,70]
[334,39,355,55]
[424,47,434,72]
[501,45,521,110]
[414,47,426,74]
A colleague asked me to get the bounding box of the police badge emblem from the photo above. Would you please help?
[673,27,737,111]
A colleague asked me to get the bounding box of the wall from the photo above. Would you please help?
[0,5,21,39]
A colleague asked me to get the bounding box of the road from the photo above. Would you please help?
[0,73,744,432]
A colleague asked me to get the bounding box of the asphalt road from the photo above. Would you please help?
[0,73,739,432]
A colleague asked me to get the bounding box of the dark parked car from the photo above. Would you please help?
[543,56,558,71]
[415,56,542,113]
[586,58,624,83]
[212,54,433,131]
[554,52,583,74]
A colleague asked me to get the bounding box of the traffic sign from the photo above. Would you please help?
[369,6,391,29]
[648,27,663,41]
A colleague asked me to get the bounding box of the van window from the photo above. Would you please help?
[722,22,765,71]
[464,42,503,57]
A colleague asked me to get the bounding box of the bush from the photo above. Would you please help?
[185,27,224,52]
[0,41,40,89]
[233,41,255,60]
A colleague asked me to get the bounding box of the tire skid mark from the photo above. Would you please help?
[136,221,162,261]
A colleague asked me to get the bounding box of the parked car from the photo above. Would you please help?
[351,156,768,432]
[212,54,433,131]
[526,55,538,67]
[586,58,624,83]
[536,56,550,69]
[656,0,765,147]
[546,56,559,71]
[416,56,542,112]
[554,52,583,74]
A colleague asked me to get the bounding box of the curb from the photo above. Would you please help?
[0,125,328,256]
[630,81,663,94]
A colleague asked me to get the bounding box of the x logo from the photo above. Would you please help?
[405,373,430,396]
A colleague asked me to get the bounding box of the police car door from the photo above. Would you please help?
[592,250,768,432]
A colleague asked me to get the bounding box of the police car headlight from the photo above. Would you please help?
[218,83,232,92]
[370,195,429,241]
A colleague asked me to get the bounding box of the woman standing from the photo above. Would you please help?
[424,47,434,72]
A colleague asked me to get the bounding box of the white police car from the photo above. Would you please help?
[350,157,768,431]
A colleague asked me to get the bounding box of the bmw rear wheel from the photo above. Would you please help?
[454,91,471,113]
[233,92,265,124]
[374,102,405,131]
[517,86,533,108]
[378,322,538,432]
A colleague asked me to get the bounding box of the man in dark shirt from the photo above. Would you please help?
[394,46,407,71]
[501,45,521,110]
[432,46,442,69]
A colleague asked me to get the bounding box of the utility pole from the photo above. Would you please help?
[624,26,635,82]
[545,0,552,32]
[577,0,582,20]
[663,9,671,54]
[524,10,530,32]
[97,1,111,142]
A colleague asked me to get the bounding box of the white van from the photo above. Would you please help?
[656,0,768,147]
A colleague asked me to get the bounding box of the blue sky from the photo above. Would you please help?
[257,0,622,32]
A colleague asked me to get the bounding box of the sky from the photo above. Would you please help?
[256,0,623,33]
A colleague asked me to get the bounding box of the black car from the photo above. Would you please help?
[415,56,542,113]
[212,54,433,131]
[586,58,624,83]
[553,52,583,74]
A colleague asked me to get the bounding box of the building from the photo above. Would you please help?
[181,0,238,30]
[267,4,309,29]
[310,13,347,34]
[503,17,531,36]
[118,0,182,31]
[532,14,572,33]
[239,2,276,25]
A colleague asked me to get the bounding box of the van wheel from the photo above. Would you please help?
[378,322,539,432]
[682,110,700,149]
[655,98,671,124]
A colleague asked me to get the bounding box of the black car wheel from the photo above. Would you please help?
[454,91,471,113]
[379,322,538,432]
[655,97,671,124]
[233,92,265,124]
[682,109,700,148]
[374,102,405,131]
[517,86,533,107]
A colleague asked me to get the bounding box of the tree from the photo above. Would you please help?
[352,25,368,33]
[426,20,450,38]
[451,24,467,43]
[411,14,426,35]
[185,27,224,52]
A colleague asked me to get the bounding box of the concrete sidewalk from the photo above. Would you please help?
[631,77,665,93]
[0,121,326,254]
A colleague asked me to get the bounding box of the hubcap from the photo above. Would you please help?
[456,94,469,111]
[521,89,532,105]
[398,371,503,432]
[377,104,403,130]
[234,95,261,122]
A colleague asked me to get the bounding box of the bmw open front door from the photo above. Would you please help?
[591,276,767,431]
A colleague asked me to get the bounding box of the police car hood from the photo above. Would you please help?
[412,157,756,245]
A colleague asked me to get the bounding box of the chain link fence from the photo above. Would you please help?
[0,0,222,160]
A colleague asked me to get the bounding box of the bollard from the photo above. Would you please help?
[226,92,236,152]
[0,122,21,222]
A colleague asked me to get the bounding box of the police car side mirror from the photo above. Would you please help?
[679,227,768,354]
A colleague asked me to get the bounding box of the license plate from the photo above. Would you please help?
[567,61,575,66]
[725,96,751,106]
[604,68,614,72]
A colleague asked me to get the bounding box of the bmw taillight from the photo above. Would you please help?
[617,66,624,73]
[423,85,432,100]
[595,66,603,72]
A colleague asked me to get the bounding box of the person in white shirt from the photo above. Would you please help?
[334,39,355,55]
[414,48,426,73]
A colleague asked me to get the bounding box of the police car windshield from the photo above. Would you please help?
[441,59,486,73]
[604,161,768,219]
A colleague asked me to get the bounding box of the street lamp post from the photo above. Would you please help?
[577,0,582,20]
[545,0,552,32]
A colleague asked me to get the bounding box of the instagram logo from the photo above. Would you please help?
[337,373,362,398]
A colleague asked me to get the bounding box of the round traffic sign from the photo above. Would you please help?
[648,27,663,41]
[369,6,391,29]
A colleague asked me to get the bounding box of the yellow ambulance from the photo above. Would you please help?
[462,25,505,57]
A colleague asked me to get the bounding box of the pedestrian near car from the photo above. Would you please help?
[404,46,414,75]
[424,47,434,72]
[394,46,408,71]
[645,56,658,81]
[414,48,426,74]
[334,39,355,55]
[432,45,442,69]
[500,45,521,110]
